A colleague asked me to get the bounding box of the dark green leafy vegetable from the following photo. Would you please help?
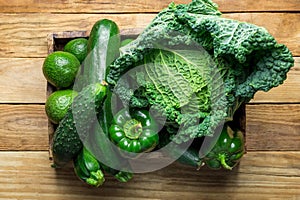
[106,0,294,144]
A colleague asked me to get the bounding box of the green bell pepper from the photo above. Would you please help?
[109,109,159,153]
[203,124,245,170]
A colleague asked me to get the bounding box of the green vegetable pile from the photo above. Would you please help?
[43,0,294,187]
[108,0,294,143]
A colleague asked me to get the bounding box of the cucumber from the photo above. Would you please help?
[73,147,105,187]
[83,19,121,85]
[120,38,134,47]
[86,118,133,182]
[51,83,107,168]
[163,142,203,169]
[176,147,203,169]
[80,19,131,181]
[158,132,203,169]
[83,18,121,129]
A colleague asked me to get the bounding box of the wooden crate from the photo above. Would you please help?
[46,30,247,163]
[1,1,299,199]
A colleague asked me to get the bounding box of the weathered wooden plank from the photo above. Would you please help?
[0,151,299,199]
[0,57,298,104]
[0,58,46,103]
[0,13,154,58]
[0,104,299,151]
[246,104,300,151]
[217,0,300,12]
[0,13,299,58]
[0,0,299,13]
[252,57,300,103]
[0,105,48,150]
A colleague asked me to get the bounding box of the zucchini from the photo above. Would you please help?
[51,83,107,168]
[176,146,203,169]
[120,38,134,47]
[80,19,132,181]
[83,19,121,85]
[86,118,133,182]
[82,18,120,140]
[73,147,105,187]
[159,132,203,169]
[83,18,121,129]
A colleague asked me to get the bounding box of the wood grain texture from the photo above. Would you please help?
[0,0,299,13]
[226,13,300,57]
[0,13,299,58]
[0,104,299,151]
[0,13,154,58]
[0,0,298,199]
[252,57,300,103]
[246,104,300,151]
[0,151,299,200]
[0,58,46,103]
[0,57,298,104]
[0,105,48,150]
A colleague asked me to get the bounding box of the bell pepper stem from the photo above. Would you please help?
[218,154,233,170]
[123,119,143,139]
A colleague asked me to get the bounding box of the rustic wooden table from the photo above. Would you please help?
[0,0,299,199]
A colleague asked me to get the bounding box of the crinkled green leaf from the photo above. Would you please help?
[138,48,215,122]
[107,0,294,143]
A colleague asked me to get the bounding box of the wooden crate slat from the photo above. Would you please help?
[0,151,299,199]
[0,56,299,104]
[0,13,299,58]
[0,0,299,13]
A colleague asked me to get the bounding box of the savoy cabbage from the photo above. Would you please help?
[107,0,294,143]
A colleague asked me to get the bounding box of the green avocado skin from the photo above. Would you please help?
[43,51,80,89]
[51,83,107,168]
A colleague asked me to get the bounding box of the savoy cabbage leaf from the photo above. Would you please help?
[136,48,223,120]
[107,0,294,143]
